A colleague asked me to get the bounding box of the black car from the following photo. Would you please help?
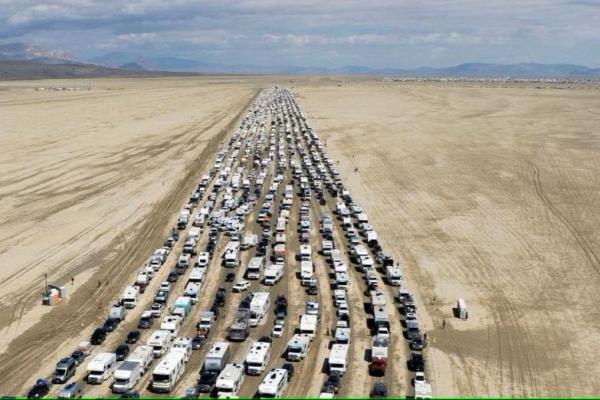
[70,350,86,366]
[210,303,220,318]
[225,273,235,282]
[163,237,175,249]
[171,228,180,241]
[103,318,119,332]
[120,391,140,398]
[167,270,179,282]
[27,379,50,399]
[215,287,226,306]
[115,344,130,361]
[281,363,294,381]
[408,351,425,372]
[138,314,152,329]
[409,335,426,351]
[258,336,272,343]
[306,284,318,295]
[191,335,205,350]
[126,330,141,344]
[91,328,107,345]
[197,370,218,393]
[370,382,388,398]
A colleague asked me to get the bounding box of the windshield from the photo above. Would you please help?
[153,345,163,352]
[329,363,344,369]
[247,362,264,367]
[219,387,233,393]
[55,368,67,375]
[114,379,129,385]
[153,373,170,383]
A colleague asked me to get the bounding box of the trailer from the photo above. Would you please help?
[414,381,433,399]
[184,282,201,304]
[188,267,206,283]
[224,241,240,267]
[299,260,314,286]
[369,334,389,376]
[160,315,182,336]
[299,314,319,337]
[228,309,251,341]
[86,352,117,384]
[127,345,154,374]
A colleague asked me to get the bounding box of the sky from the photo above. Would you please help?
[0,0,599,68]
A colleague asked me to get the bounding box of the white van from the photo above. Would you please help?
[386,265,403,286]
[121,286,139,309]
[87,352,117,384]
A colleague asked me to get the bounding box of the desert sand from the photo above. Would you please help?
[0,77,258,392]
[294,81,600,397]
[1,76,599,397]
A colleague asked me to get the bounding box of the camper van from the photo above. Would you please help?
[127,345,154,374]
[385,265,403,286]
[86,352,117,384]
[224,241,241,267]
[112,361,142,393]
[244,341,271,375]
[299,260,314,286]
[121,286,139,309]
[246,256,265,280]
[216,363,245,398]
[184,282,202,304]
[204,342,230,372]
[249,292,270,326]
[161,315,182,335]
[328,344,349,376]
[299,314,319,337]
[264,264,284,285]
[258,369,288,398]
[147,330,173,358]
[286,334,312,361]
[150,350,186,393]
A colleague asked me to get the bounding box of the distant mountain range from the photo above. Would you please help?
[2,42,600,79]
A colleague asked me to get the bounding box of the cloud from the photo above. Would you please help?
[0,0,599,68]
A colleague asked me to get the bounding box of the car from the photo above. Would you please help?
[57,381,83,399]
[258,336,272,343]
[167,271,179,283]
[306,284,318,296]
[159,281,171,292]
[27,379,50,399]
[163,237,175,249]
[171,229,180,241]
[69,350,86,366]
[323,371,341,393]
[103,318,119,332]
[138,312,153,329]
[154,290,168,304]
[119,391,140,398]
[191,335,205,350]
[409,335,426,351]
[232,280,250,292]
[414,371,426,385]
[370,382,388,398]
[183,385,200,399]
[197,370,218,393]
[225,273,236,282]
[408,351,425,372]
[115,344,130,361]
[90,328,106,345]
[150,303,164,318]
[126,330,141,344]
[281,363,294,381]
[271,324,284,338]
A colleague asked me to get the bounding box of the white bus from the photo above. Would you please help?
[258,368,288,398]
[150,350,186,393]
